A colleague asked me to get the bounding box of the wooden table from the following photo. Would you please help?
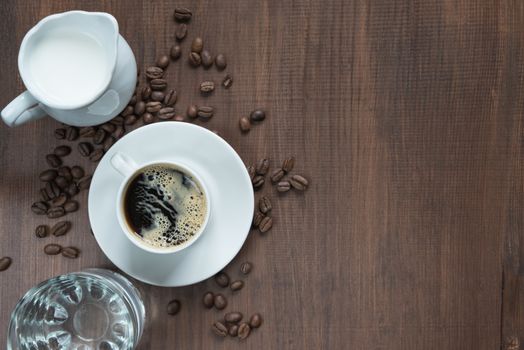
[1,0,523,349]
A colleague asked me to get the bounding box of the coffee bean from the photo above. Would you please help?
[230,280,244,291]
[129,94,137,105]
[201,50,213,68]
[65,183,79,197]
[77,175,92,191]
[103,136,116,152]
[252,175,265,189]
[40,169,58,182]
[174,7,192,22]
[214,294,227,310]
[189,52,201,67]
[191,37,203,53]
[35,225,49,238]
[32,201,48,215]
[237,323,251,340]
[46,154,62,168]
[175,24,188,41]
[47,206,65,219]
[146,101,162,113]
[62,246,80,259]
[163,89,177,106]
[64,200,79,213]
[277,180,291,192]
[215,54,227,70]
[44,243,62,255]
[282,157,295,173]
[124,114,138,125]
[212,321,228,337]
[54,176,68,190]
[215,272,229,287]
[45,181,61,199]
[146,66,164,80]
[222,74,233,88]
[174,115,185,122]
[187,105,198,118]
[166,299,181,315]
[259,196,272,214]
[150,78,167,91]
[252,211,265,228]
[259,216,273,233]
[51,193,68,206]
[54,145,71,157]
[71,166,84,179]
[54,128,66,139]
[158,107,176,120]
[200,81,215,93]
[151,91,165,102]
[203,292,215,308]
[250,109,266,122]
[271,169,285,183]
[143,113,154,124]
[40,188,51,201]
[197,106,214,119]
[247,165,256,180]
[170,45,182,61]
[0,257,12,271]
[66,126,79,141]
[113,125,125,139]
[249,314,263,328]
[78,142,93,157]
[225,312,243,323]
[80,126,96,138]
[58,166,72,181]
[111,115,125,125]
[89,149,104,162]
[99,124,115,134]
[228,325,239,337]
[240,262,252,275]
[256,158,270,175]
[156,55,170,69]
[290,174,308,191]
[239,117,251,132]
[140,86,152,100]
[51,221,71,237]
[93,129,107,144]
[134,101,146,116]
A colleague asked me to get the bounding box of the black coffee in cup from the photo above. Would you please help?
[123,163,207,249]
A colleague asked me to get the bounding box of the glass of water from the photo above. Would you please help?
[7,268,146,350]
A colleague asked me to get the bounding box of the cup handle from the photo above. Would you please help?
[1,91,47,127]
[110,153,138,177]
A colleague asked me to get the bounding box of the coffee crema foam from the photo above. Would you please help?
[123,164,207,249]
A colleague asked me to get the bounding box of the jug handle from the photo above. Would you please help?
[1,91,47,127]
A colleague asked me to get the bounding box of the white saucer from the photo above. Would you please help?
[88,122,254,287]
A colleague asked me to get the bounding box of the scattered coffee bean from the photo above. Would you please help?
[215,272,230,287]
[249,314,262,328]
[151,91,165,102]
[66,126,79,141]
[189,52,201,67]
[50,221,71,237]
[134,101,146,116]
[215,54,227,70]
[143,113,154,124]
[290,174,308,191]
[203,292,215,308]
[140,86,152,100]
[78,142,93,157]
[54,145,71,157]
[240,262,252,275]
[174,115,185,122]
[51,193,68,206]
[46,154,62,168]
[62,246,80,259]
[271,169,285,183]
[129,94,137,105]
[111,115,125,125]
[44,244,62,255]
[252,175,265,189]
[89,149,104,162]
[146,101,162,113]
[113,125,125,139]
[214,294,227,310]
[282,157,295,173]
[164,89,177,106]
[92,129,106,144]
[239,117,251,132]
[77,175,92,191]
[230,280,244,291]
[64,200,79,213]
[222,74,233,88]
[146,66,164,80]
[191,37,203,53]
[259,196,272,214]
[80,126,96,138]
[45,181,61,199]
[150,78,168,91]
[277,181,291,192]
[54,128,66,139]
[187,105,198,118]
[212,321,228,337]
[31,201,48,215]
[259,216,273,233]
[65,183,79,197]
[256,158,270,175]
[250,109,266,122]
[158,107,176,120]
[58,166,72,181]
[39,169,58,182]
[122,106,134,117]
[0,257,12,271]
[225,312,243,323]
[47,206,65,219]
[228,325,239,337]
[238,323,251,340]
[103,136,116,152]
[53,176,68,190]
[197,106,214,119]
[71,166,84,179]
[35,225,49,238]
[175,24,188,41]
[166,299,181,315]
[170,45,182,60]
[201,50,213,68]
[248,165,256,180]
[174,7,192,22]
[156,55,170,69]
[252,211,265,228]
[101,123,116,133]
[40,188,51,201]
[124,114,138,125]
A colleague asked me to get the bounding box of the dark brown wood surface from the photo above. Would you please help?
[0,0,523,349]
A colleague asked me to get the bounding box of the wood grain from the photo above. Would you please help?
[0,0,522,348]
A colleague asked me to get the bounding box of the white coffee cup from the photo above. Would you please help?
[110,152,211,255]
